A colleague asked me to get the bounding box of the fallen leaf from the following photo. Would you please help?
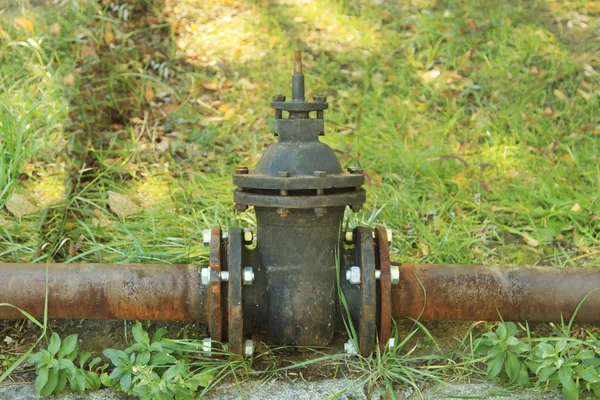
[419,68,441,83]
[529,66,543,76]
[92,209,114,228]
[6,194,38,217]
[553,89,567,101]
[571,203,582,214]
[145,89,155,101]
[14,18,34,33]
[543,107,558,118]
[80,45,97,59]
[202,80,218,91]
[522,233,539,247]
[104,30,115,44]
[3,336,14,345]
[49,23,61,35]
[465,18,477,30]
[0,214,9,227]
[218,103,230,113]
[268,36,279,48]
[224,108,236,120]
[107,191,142,217]
[63,73,75,87]
[65,222,79,230]
[577,88,592,102]
[444,71,463,83]
[418,239,430,256]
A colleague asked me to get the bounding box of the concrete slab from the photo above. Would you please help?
[0,381,573,400]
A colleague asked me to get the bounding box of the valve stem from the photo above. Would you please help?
[292,49,305,102]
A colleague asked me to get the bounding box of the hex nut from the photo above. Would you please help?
[344,339,358,355]
[346,266,361,285]
[235,203,249,212]
[219,271,229,282]
[351,204,362,213]
[222,231,229,240]
[244,339,254,357]
[390,265,400,285]
[375,270,381,280]
[277,171,291,177]
[277,207,290,217]
[243,228,253,244]
[314,207,327,217]
[202,338,212,357]
[344,231,354,243]
[272,94,285,101]
[314,170,326,177]
[386,228,393,244]
[243,267,255,285]
[202,229,211,247]
[347,167,363,175]
[200,267,211,285]
[235,166,249,175]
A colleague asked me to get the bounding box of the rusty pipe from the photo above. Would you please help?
[0,263,207,321]
[392,263,600,323]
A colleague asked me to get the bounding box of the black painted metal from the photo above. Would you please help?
[232,51,367,346]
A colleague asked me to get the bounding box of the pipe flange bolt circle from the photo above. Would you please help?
[356,227,377,357]
[375,226,392,352]
[227,227,244,355]
[208,227,224,341]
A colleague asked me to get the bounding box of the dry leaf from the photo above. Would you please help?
[419,68,441,83]
[107,191,142,217]
[268,36,279,48]
[577,89,592,102]
[92,208,114,228]
[49,23,61,35]
[104,30,115,44]
[218,103,230,113]
[0,214,10,227]
[14,18,34,33]
[444,71,463,83]
[571,203,582,214]
[553,89,567,101]
[63,73,75,87]
[418,239,430,256]
[224,108,236,120]
[202,81,218,91]
[6,194,38,217]
[80,45,97,59]
[465,18,477,30]
[522,233,539,247]
[145,89,155,101]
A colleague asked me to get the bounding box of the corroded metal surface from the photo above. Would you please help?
[392,264,600,323]
[227,228,244,355]
[357,227,376,357]
[0,263,207,321]
[374,227,392,352]
[208,226,223,341]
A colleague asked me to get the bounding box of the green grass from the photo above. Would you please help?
[0,0,599,395]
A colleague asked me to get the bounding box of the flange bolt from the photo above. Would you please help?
[346,266,361,285]
[347,167,363,175]
[272,94,285,102]
[202,229,211,247]
[235,166,249,175]
[388,338,396,352]
[386,228,393,244]
[200,267,229,284]
[235,203,249,212]
[202,338,212,357]
[390,265,400,285]
[314,207,327,217]
[243,267,255,285]
[313,95,327,102]
[344,231,354,243]
[277,207,290,218]
[243,228,253,245]
[244,339,254,357]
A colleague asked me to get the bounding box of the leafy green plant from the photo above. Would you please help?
[102,321,214,399]
[28,333,79,397]
[476,322,600,400]
[474,322,530,386]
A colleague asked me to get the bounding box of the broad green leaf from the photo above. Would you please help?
[576,365,600,383]
[136,350,151,365]
[496,324,508,341]
[517,364,529,387]
[152,327,168,343]
[186,372,213,390]
[55,371,68,393]
[132,322,150,347]
[58,358,76,378]
[558,366,579,400]
[120,372,133,391]
[40,367,59,397]
[79,350,91,367]
[103,349,129,365]
[57,334,78,359]
[47,333,61,358]
[487,352,505,379]
[505,352,521,383]
[28,352,44,367]
[35,366,49,394]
